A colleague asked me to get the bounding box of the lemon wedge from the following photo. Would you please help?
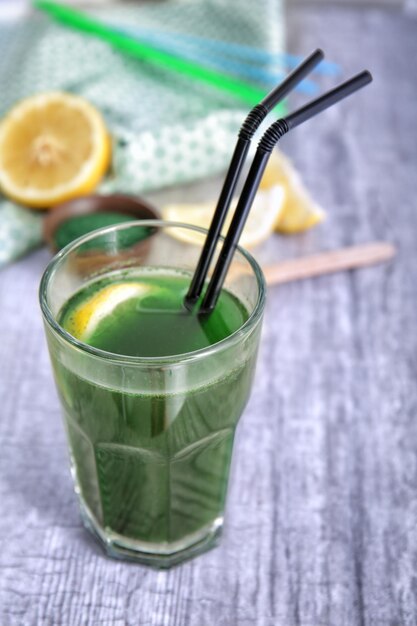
[0,92,111,209]
[260,150,325,234]
[161,185,285,248]
[66,283,149,341]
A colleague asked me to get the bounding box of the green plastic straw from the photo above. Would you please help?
[33,0,279,107]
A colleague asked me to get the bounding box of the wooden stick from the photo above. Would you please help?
[263,242,396,286]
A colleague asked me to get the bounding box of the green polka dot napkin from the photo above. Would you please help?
[0,0,284,267]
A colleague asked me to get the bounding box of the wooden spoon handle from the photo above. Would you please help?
[263,242,396,286]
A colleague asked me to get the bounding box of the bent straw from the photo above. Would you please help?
[34,0,275,106]
[200,70,373,313]
[184,49,324,308]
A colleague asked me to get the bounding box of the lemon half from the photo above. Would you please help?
[161,185,285,248]
[0,92,111,208]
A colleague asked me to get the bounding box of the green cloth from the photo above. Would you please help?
[0,1,284,267]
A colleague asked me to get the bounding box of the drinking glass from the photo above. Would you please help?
[39,220,266,567]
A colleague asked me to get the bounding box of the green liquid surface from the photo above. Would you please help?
[59,271,248,357]
[52,270,257,549]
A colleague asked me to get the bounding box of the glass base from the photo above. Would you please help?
[79,500,223,568]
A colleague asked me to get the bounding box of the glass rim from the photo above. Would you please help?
[39,219,266,365]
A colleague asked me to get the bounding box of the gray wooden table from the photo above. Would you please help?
[1,2,417,625]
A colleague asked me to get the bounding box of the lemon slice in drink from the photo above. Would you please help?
[0,92,111,208]
[260,150,325,234]
[161,185,285,248]
[65,283,150,342]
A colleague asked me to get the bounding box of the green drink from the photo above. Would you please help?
[40,221,265,566]
[56,270,253,545]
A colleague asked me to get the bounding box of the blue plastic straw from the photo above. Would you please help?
[109,27,318,95]
[107,23,341,76]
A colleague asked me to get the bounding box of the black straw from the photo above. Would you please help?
[184,49,324,309]
[200,70,373,313]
